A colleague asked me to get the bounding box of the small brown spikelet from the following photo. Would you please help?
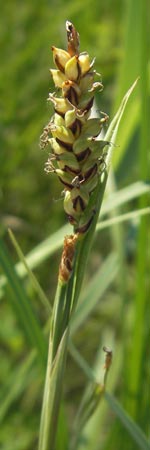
[59,234,78,283]
[66,20,80,56]
[41,21,109,234]
[103,346,112,370]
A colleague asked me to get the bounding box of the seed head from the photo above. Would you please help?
[41,22,109,234]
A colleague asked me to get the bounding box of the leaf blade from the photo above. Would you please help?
[0,238,47,366]
[105,392,150,450]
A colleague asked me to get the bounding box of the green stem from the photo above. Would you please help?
[38,327,69,450]
[38,244,81,450]
[38,279,68,450]
[50,281,67,363]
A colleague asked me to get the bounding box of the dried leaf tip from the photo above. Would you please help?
[59,233,78,283]
[66,20,80,56]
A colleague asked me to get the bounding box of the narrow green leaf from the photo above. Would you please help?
[71,80,138,309]
[0,352,36,423]
[72,173,108,310]
[8,228,51,314]
[69,340,96,383]
[105,78,139,164]
[105,392,150,450]
[100,181,150,217]
[72,342,123,450]
[0,226,70,296]
[13,222,70,276]
[97,207,150,231]
[127,0,150,420]
[0,238,47,366]
[113,97,140,169]
[111,0,142,169]
[71,252,118,335]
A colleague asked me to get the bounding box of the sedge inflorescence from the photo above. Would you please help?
[41,21,109,233]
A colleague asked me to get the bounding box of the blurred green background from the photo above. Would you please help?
[0,0,150,449]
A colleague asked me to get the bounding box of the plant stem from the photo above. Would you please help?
[38,241,81,450]
[50,281,67,363]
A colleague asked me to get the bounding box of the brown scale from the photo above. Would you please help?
[76,148,91,162]
[76,60,82,81]
[70,165,97,187]
[55,153,81,175]
[66,214,76,224]
[72,195,86,212]
[59,233,79,283]
[54,108,65,119]
[52,51,65,74]
[80,96,94,113]
[66,21,80,57]
[69,118,82,135]
[56,138,73,152]
[75,209,96,234]
[63,165,81,176]
[65,257,72,272]
[83,163,98,181]
[58,176,74,190]
[66,86,79,106]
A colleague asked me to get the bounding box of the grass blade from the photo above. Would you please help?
[105,392,150,450]
[72,79,138,308]
[105,78,139,165]
[0,352,36,423]
[8,228,51,314]
[100,181,150,217]
[127,0,150,421]
[0,238,47,366]
[71,252,118,336]
[97,207,150,231]
[71,174,108,310]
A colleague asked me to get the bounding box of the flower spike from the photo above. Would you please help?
[41,22,109,234]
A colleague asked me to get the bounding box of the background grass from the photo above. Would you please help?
[0,0,150,449]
